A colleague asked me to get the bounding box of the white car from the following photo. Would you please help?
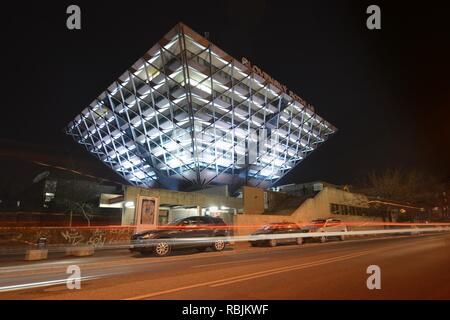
[302,218,348,243]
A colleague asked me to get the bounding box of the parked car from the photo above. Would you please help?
[130,216,229,256]
[249,222,308,247]
[302,218,348,243]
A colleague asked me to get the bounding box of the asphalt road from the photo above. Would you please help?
[1,233,450,299]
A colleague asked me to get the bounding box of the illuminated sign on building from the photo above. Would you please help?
[241,57,315,112]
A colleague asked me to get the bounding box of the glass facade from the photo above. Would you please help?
[66,23,336,191]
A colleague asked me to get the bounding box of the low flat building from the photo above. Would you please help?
[235,182,382,235]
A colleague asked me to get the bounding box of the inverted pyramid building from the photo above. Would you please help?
[66,23,336,191]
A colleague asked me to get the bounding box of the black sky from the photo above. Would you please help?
[1,0,449,186]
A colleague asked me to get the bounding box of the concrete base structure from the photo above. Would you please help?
[110,181,392,237]
[24,249,48,261]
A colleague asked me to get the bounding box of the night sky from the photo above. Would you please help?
[1,1,449,186]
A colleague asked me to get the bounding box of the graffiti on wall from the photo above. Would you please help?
[87,229,107,247]
[0,227,135,249]
[61,229,85,246]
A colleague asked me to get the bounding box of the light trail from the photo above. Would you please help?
[1,221,450,230]
[128,226,450,248]
[0,275,100,293]
[1,222,449,256]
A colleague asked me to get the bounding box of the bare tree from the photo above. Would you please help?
[53,180,102,226]
[354,168,445,221]
[58,198,93,226]
[367,170,442,204]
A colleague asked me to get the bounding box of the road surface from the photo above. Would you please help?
[1,233,450,299]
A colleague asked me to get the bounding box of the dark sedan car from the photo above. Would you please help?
[130,216,229,256]
[249,222,308,247]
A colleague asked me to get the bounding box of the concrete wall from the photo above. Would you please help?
[243,186,265,214]
[242,187,295,214]
[0,226,135,251]
[168,207,199,223]
[266,190,291,211]
[291,187,369,222]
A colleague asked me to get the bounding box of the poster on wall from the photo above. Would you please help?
[140,199,156,225]
[135,196,160,231]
